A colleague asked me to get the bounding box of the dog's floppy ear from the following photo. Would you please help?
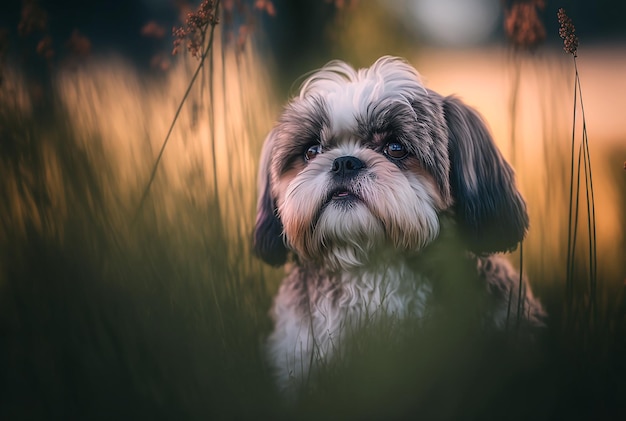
[443,96,528,254]
[253,130,288,266]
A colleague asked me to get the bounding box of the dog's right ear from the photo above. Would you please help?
[254,130,288,266]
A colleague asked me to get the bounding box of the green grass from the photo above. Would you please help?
[0,110,279,419]
[0,49,625,419]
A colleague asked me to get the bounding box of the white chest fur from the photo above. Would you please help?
[266,261,432,391]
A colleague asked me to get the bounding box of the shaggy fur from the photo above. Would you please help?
[254,56,545,392]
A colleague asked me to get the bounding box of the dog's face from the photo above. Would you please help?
[255,56,528,270]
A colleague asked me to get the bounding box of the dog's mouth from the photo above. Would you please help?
[310,187,366,229]
[328,188,360,203]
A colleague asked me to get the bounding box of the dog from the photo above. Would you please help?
[254,56,545,392]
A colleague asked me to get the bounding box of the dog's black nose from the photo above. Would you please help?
[331,156,365,179]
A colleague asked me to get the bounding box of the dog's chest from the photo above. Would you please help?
[267,261,435,386]
[305,262,433,326]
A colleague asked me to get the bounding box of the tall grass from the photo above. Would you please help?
[0,30,284,418]
[561,42,599,339]
[1,19,625,421]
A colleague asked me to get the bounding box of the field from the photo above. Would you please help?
[1,39,625,419]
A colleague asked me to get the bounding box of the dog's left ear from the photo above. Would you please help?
[443,96,528,254]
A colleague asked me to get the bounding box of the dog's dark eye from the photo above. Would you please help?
[305,144,322,161]
[383,142,408,160]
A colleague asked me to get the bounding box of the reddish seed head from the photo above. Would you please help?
[171,0,218,59]
[504,1,546,50]
[558,8,579,57]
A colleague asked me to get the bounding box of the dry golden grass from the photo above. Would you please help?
[0,35,624,418]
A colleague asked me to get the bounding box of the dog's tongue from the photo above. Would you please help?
[336,191,350,197]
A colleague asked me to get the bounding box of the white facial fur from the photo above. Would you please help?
[277,141,443,270]
[298,58,428,134]
[256,55,529,268]
[267,58,448,271]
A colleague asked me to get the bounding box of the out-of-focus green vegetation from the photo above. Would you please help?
[1,8,625,419]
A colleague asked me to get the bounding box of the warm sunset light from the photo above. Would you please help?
[1,0,624,418]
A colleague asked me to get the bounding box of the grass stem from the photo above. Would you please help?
[132,0,221,224]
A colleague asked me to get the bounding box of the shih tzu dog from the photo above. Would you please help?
[254,56,545,392]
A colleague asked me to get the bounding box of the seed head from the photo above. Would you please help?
[36,34,54,60]
[558,8,578,57]
[504,0,546,50]
[254,0,276,16]
[66,29,91,57]
[18,0,48,37]
[172,0,219,59]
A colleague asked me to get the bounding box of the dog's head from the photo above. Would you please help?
[254,56,528,270]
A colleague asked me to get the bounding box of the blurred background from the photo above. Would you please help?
[0,0,625,419]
